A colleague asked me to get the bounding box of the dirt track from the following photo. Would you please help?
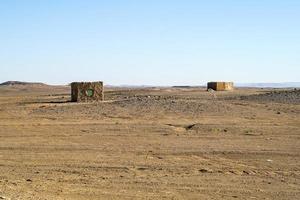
[0,86,299,199]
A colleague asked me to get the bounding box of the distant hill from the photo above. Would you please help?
[0,81,69,96]
[0,81,47,86]
[1,81,299,88]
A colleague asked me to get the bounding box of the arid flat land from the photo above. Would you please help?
[0,85,299,199]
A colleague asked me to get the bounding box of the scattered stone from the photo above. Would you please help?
[26,179,32,182]
[243,170,256,175]
[199,168,213,173]
[137,167,148,171]
[229,170,243,175]
[185,124,196,130]
[241,90,300,104]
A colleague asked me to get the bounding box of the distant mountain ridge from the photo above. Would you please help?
[1,81,299,88]
[0,81,47,86]
[236,82,300,88]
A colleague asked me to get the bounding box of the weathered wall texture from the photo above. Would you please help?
[207,82,234,91]
[71,82,104,102]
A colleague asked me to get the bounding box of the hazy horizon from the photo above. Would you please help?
[1,80,300,88]
[1,1,299,85]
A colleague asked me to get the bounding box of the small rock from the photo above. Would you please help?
[243,170,256,175]
[199,168,213,173]
[229,170,243,175]
[277,111,281,114]
[26,179,32,182]
[137,167,148,171]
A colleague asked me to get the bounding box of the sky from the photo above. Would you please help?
[0,0,299,85]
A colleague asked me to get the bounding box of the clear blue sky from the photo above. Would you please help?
[0,0,299,85]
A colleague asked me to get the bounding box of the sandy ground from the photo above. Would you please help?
[0,85,299,199]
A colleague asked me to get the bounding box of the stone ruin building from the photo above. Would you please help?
[207,82,234,91]
[71,82,104,102]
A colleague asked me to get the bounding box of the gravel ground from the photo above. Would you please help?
[241,89,300,104]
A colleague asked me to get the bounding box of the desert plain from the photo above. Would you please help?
[0,84,299,199]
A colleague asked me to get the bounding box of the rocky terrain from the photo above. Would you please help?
[0,85,299,199]
[241,89,300,104]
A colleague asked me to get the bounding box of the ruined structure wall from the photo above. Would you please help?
[207,82,234,91]
[71,82,104,102]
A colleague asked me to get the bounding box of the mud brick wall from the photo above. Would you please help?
[71,82,104,102]
[207,82,234,91]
